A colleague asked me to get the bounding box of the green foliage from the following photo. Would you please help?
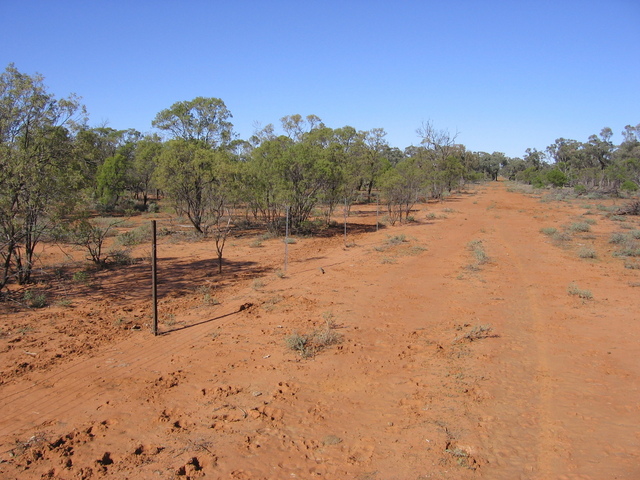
[621,180,638,192]
[65,218,124,266]
[96,153,129,209]
[574,184,587,195]
[569,222,591,233]
[285,323,342,358]
[23,289,47,308]
[152,97,234,147]
[0,64,87,288]
[546,169,567,187]
[116,224,151,246]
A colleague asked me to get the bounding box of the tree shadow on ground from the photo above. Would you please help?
[64,257,269,305]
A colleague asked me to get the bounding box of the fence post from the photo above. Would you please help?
[344,198,348,243]
[284,206,289,272]
[152,220,158,336]
[376,193,379,232]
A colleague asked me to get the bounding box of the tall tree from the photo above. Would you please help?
[152,97,234,148]
[0,64,86,287]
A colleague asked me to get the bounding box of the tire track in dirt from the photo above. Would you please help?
[472,182,640,479]
[479,189,560,478]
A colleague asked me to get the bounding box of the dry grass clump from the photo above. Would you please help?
[453,324,494,343]
[567,282,593,300]
[569,222,591,233]
[577,247,597,259]
[467,239,490,265]
[285,321,342,358]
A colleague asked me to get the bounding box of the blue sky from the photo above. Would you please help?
[2,0,639,158]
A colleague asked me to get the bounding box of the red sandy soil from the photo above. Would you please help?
[0,181,639,480]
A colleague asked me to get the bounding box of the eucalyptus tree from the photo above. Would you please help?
[154,140,232,235]
[379,157,426,224]
[0,63,87,287]
[129,134,163,206]
[152,97,234,148]
[359,128,391,201]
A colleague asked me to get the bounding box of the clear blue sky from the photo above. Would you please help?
[2,0,639,158]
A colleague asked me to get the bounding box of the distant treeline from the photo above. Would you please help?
[1,63,638,289]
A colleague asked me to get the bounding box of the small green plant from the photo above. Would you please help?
[620,180,639,192]
[116,224,151,246]
[386,234,407,245]
[540,227,557,236]
[552,231,572,243]
[284,237,297,244]
[286,333,311,357]
[249,239,263,248]
[274,269,286,279]
[578,247,597,259]
[610,232,627,244]
[108,248,135,266]
[252,279,265,289]
[72,270,89,283]
[569,222,591,233]
[567,282,593,299]
[467,240,489,265]
[23,290,47,308]
[147,202,159,213]
[381,256,396,264]
[614,244,640,257]
[406,245,427,256]
[285,322,342,358]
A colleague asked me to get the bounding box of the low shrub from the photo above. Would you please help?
[569,222,591,233]
[285,322,342,358]
[578,247,597,259]
[567,282,593,299]
[23,290,47,308]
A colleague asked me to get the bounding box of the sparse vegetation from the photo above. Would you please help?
[386,234,407,245]
[567,282,593,299]
[467,239,489,265]
[569,222,591,233]
[454,324,493,343]
[285,321,342,358]
[578,247,597,259]
[23,290,47,308]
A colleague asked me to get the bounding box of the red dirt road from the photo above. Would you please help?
[1,182,639,479]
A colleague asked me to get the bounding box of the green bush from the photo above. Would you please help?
[574,184,587,195]
[546,169,567,188]
[621,180,639,192]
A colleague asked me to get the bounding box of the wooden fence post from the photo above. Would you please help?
[152,220,158,336]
